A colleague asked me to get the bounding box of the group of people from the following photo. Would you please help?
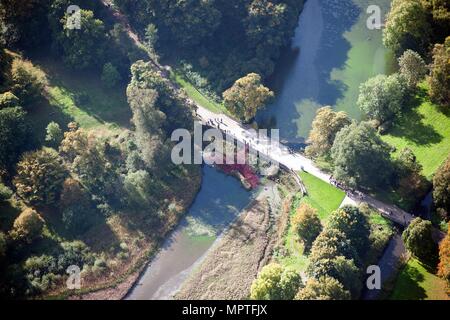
[329,176,364,199]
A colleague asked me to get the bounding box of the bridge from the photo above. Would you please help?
[100,0,414,228]
[194,104,414,227]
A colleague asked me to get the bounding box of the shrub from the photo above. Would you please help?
[0,182,13,201]
[45,121,64,148]
[10,208,44,243]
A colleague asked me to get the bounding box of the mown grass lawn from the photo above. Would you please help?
[390,258,449,300]
[298,171,346,222]
[382,85,450,179]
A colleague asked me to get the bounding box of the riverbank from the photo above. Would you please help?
[65,166,203,300]
[174,182,284,299]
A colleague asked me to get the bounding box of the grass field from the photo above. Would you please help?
[382,85,450,179]
[298,171,346,221]
[390,258,449,300]
[26,54,131,142]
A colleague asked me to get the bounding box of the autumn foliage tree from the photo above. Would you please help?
[10,59,48,107]
[437,228,449,291]
[295,276,350,300]
[223,73,274,122]
[291,203,322,252]
[305,107,350,158]
[14,148,67,206]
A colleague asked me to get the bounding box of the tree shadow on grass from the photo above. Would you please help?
[394,263,427,300]
[389,91,443,146]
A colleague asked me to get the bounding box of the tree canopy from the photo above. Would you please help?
[402,217,438,265]
[306,107,350,158]
[433,155,450,221]
[13,148,67,206]
[357,73,407,125]
[331,122,393,189]
[250,263,302,300]
[291,203,322,252]
[383,0,431,55]
[295,276,351,300]
[223,73,274,121]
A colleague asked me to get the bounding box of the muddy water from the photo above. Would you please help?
[126,166,254,299]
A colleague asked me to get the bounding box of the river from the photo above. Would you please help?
[127,0,392,299]
[257,0,392,144]
[126,166,255,299]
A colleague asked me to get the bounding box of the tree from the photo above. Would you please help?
[327,205,370,258]
[0,183,13,202]
[295,277,350,300]
[127,85,166,168]
[437,228,449,289]
[357,74,407,125]
[305,107,350,158]
[383,0,431,55]
[57,10,107,70]
[144,23,159,50]
[10,208,44,243]
[11,58,47,107]
[69,136,124,209]
[331,122,393,189]
[45,122,63,148]
[0,92,20,109]
[124,170,155,210]
[59,122,89,163]
[428,37,450,106]
[306,256,362,299]
[0,0,51,48]
[395,148,429,204]
[398,50,428,89]
[223,73,274,122]
[0,106,31,171]
[402,217,438,265]
[421,0,450,41]
[307,228,360,273]
[291,203,322,252]
[14,149,67,206]
[0,232,6,259]
[60,178,94,234]
[101,63,122,88]
[250,263,302,300]
[246,0,290,58]
[433,155,450,221]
